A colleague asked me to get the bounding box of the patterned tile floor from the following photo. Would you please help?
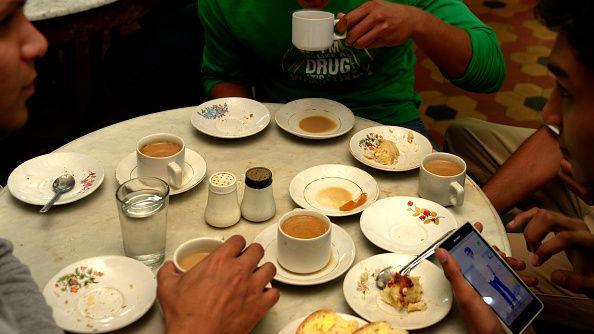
[416,0,555,147]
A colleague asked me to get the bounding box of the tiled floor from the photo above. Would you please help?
[417,0,555,147]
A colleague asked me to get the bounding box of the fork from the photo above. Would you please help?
[375,229,455,289]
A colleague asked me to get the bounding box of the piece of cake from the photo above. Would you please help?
[296,309,359,334]
[353,321,408,334]
[380,273,427,313]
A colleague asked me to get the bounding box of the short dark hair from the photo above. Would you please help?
[535,0,594,70]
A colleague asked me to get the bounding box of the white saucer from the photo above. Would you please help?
[254,223,355,286]
[275,98,355,139]
[191,97,270,139]
[43,256,157,333]
[360,196,458,255]
[279,312,368,334]
[7,152,105,206]
[289,164,379,217]
[349,126,432,172]
[343,253,452,330]
[115,148,207,195]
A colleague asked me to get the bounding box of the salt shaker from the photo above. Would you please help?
[204,172,241,228]
[241,167,275,222]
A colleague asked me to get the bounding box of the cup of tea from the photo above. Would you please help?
[173,237,224,273]
[292,10,346,51]
[137,133,185,188]
[277,209,332,273]
[418,152,467,207]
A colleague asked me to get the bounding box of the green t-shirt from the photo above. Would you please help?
[198,0,505,125]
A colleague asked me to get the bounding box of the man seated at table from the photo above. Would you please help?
[0,2,280,334]
[197,0,505,138]
[444,0,594,329]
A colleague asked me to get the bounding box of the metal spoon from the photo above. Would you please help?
[39,174,75,213]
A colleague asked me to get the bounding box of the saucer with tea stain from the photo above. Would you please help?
[275,98,355,139]
[254,223,355,286]
[289,164,379,217]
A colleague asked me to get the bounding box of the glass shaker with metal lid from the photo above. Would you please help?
[204,172,241,228]
[241,167,275,222]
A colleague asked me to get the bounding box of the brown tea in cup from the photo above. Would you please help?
[424,159,464,177]
[179,252,210,271]
[281,215,328,239]
[141,141,182,158]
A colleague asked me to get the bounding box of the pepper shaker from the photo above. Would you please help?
[241,167,275,222]
[204,172,241,228]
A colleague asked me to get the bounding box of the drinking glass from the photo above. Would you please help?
[116,177,169,268]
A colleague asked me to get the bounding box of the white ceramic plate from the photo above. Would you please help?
[349,126,432,172]
[7,152,104,206]
[343,253,452,330]
[278,312,368,334]
[289,164,379,217]
[115,148,206,195]
[360,196,458,255]
[254,223,355,286]
[191,97,270,138]
[43,256,156,333]
[275,98,355,139]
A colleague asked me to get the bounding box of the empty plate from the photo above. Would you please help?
[191,97,270,139]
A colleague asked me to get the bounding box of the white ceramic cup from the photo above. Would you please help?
[173,237,224,273]
[292,10,346,51]
[277,209,332,273]
[418,152,467,207]
[137,133,185,188]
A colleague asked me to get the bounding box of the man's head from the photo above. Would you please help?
[0,0,47,134]
[538,0,594,189]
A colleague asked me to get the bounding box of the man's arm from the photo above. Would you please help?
[483,127,562,214]
[0,239,63,334]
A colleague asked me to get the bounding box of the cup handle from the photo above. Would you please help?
[168,162,183,188]
[449,182,465,207]
[333,19,347,40]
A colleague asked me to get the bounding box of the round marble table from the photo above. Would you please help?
[0,104,510,333]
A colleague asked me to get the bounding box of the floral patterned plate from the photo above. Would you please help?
[191,97,271,139]
[42,256,156,333]
[349,126,432,172]
[343,253,452,330]
[360,196,458,255]
[7,152,104,206]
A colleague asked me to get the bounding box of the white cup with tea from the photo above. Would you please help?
[292,10,346,51]
[418,152,467,207]
[173,237,224,273]
[277,209,332,273]
[137,133,185,188]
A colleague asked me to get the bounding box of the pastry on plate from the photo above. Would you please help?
[353,321,408,334]
[296,309,359,334]
[380,273,427,313]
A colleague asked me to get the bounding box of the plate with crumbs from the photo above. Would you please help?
[7,152,104,206]
[43,256,156,333]
[360,196,458,255]
[254,223,355,286]
[343,253,452,330]
[275,98,355,139]
[289,164,379,217]
[349,126,432,172]
[191,97,271,139]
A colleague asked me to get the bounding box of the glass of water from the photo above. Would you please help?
[116,177,169,268]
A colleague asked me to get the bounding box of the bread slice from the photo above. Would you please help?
[296,309,359,334]
[353,322,408,334]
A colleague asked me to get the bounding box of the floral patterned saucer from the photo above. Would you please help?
[190,97,271,139]
[43,256,156,333]
[349,126,432,172]
[7,152,104,206]
[360,196,458,255]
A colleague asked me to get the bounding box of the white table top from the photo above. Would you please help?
[25,0,118,21]
[0,103,510,333]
